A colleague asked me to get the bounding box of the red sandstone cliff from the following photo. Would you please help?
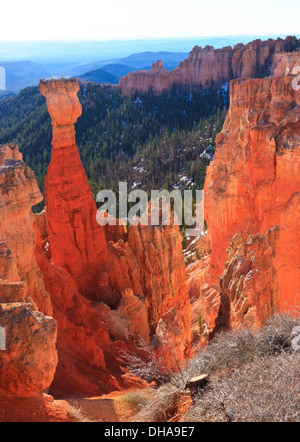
[206,75,300,302]
[119,36,299,96]
[191,74,300,332]
[0,144,52,315]
[0,145,57,399]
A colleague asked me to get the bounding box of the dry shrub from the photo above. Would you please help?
[132,384,183,422]
[122,314,300,422]
[119,339,192,422]
[67,405,97,422]
[186,352,300,422]
[189,314,300,377]
[119,339,191,389]
[120,391,150,408]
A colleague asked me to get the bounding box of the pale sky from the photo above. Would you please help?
[1,0,299,41]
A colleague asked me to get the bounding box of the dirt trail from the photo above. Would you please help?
[0,391,143,422]
[61,391,141,422]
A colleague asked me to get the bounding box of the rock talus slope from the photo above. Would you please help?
[219,227,280,329]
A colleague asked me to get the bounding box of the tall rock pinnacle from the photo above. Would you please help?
[39,79,107,299]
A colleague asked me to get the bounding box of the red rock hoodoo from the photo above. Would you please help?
[39,80,107,300]
[119,36,299,96]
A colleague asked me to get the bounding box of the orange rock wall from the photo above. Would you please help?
[0,144,52,315]
[0,145,57,398]
[205,75,300,311]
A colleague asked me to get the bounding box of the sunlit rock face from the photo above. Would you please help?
[0,133,190,399]
[204,75,300,315]
[0,146,57,398]
[0,301,57,398]
[119,36,299,95]
[186,73,299,334]
[0,144,52,315]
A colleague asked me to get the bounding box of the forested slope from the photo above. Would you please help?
[0,82,229,206]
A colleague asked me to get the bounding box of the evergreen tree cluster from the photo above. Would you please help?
[0,82,229,206]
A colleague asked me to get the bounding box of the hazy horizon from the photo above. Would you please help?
[1,33,299,44]
[1,0,299,42]
[1,34,299,64]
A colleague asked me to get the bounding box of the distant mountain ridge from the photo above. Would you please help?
[0,51,189,93]
[0,36,280,63]
[79,69,119,85]
[2,36,300,93]
[71,51,189,76]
